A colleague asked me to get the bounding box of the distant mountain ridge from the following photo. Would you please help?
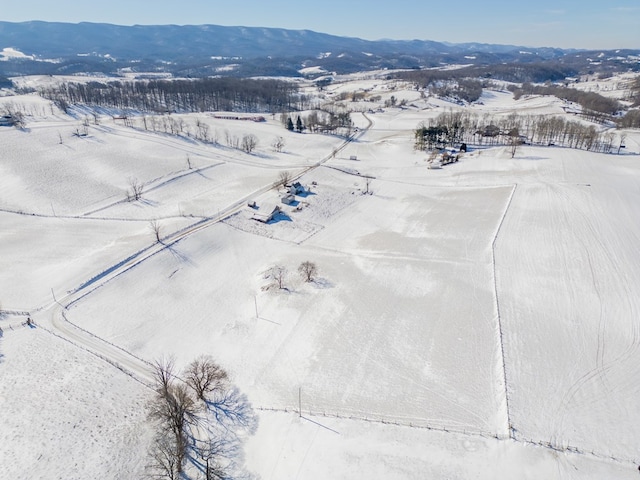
[0,21,566,59]
[0,21,637,78]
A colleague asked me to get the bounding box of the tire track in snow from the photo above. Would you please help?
[549,184,640,446]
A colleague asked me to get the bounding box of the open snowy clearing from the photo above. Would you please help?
[1,76,640,479]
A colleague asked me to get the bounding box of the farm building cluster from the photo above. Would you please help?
[250,181,309,223]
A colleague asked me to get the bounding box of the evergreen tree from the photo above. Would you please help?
[286,117,294,131]
[296,116,303,132]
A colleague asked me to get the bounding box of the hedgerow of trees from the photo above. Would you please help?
[415,110,624,153]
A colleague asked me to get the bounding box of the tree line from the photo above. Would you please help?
[415,110,625,154]
[39,77,308,114]
[396,62,578,90]
[508,83,622,119]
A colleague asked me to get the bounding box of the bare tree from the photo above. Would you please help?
[152,357,176,397]
[196,119,210,142]
[148,382,196,475]
[224,130,239,149]
[169,384,196,471]
[271,265,287,289]
[272,135,285,152]
[280,112,289,128]
[184,356,229,402]
[241,134,258,153]
[11,111,25,129]
[127,177,144,202]
[507,127,521,158]
[298,261,317,282]
[148,431,180,480]
[276,171,291,189]
[618,133,627,154]
[149,220,163,243]
[198,438,227,480]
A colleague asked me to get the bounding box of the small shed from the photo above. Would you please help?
[252,203,280,223]
[0,115,15,127]
[281,194,296,205]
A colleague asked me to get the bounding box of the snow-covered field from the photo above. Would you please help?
[1,75,640,479]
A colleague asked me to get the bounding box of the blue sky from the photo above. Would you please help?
[2,0,639,49]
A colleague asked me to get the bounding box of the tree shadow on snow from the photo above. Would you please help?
[311,277,334,289]
[206,388,258,434]
[165,244,197,267]
[137,198,159,207]
[186,388,259,480]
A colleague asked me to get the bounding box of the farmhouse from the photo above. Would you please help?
[251,203,280,223]
[288,182,305,195]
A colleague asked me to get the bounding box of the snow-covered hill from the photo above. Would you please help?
[1,75,640,479]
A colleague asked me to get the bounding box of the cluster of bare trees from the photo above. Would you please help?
[631,76,640,107]
[40,77,304,114]
[148,356,254,480]
[132,115,261,153]
[268,261,318,290]
[240,133,258,153]
[618,109,640,129]
[415,110,626,154]
[429,79,484,104]
[392,70,486,103]
[290,109,352,136]
[0,102,26,128]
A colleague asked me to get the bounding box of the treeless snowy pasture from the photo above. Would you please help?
[2,76,640,479]
[497,178,640,460]
[0,328,152,480]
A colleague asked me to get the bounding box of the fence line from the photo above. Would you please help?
[255,406,638,466]
[491,183,518,439]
